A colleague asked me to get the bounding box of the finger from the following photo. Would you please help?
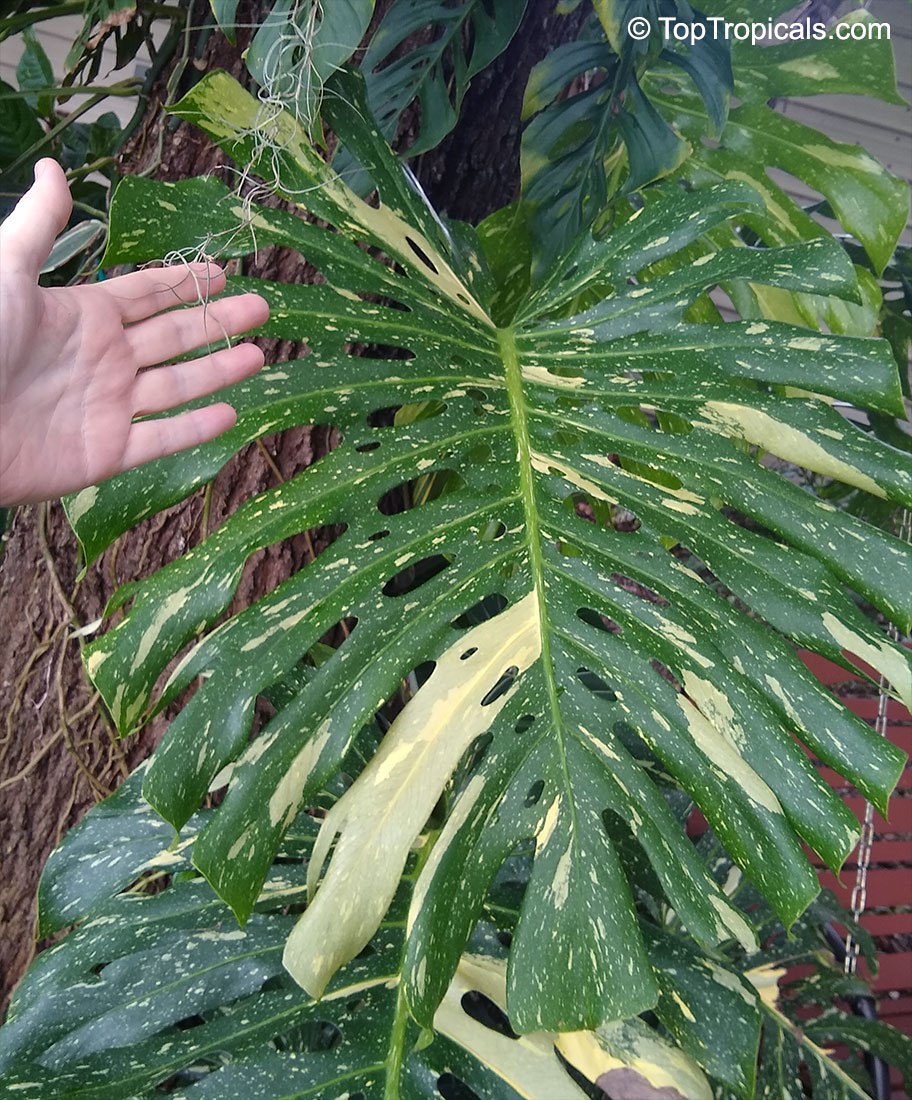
[121,403,237,471]
[103,261,228,323]
[132,341,265,416]
[125,293,270,368]
[0,160,72,277]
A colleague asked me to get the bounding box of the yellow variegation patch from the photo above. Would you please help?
[283,592,542,996]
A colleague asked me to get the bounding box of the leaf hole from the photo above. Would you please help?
[272,1019,342,1053]
[405,235,439,274]
[356,290,411,314]
[651,659,683,692]
[610,504,641,533]
[459,991,519,1039]
[576,666,617,702]
[452,593,508,629]
[438,1073,483,1100]
[355,440,380,452]
[346,343,415,361]
[480,665,519,707]
[462,731,494,774]
[461,647,478,660]
[479,519,507,542]
[568,490,613,528]
[525,779,545,806]
[382,554,452,597]
[394,399,447,426]
[554,429,580,446]
[556,539,582,557]
[174,1013,206,1031]
[466,442,494,463]
[378,470,465,516]
[368,529,389,541]
[367,400,445,429]
[612,573,668,606]
[577,607,623,635]
[515,714,537,734]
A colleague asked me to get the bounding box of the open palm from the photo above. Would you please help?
[0,160,269,505]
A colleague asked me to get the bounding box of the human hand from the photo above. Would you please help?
[0,159,269,506]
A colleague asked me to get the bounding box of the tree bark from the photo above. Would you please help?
[0,0,580,1016]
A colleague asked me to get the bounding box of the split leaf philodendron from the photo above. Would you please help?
[64,68,910,1038]
[1,758,906,1097]
[0,764,758,1098]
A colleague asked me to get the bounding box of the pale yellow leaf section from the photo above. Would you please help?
[559,1019,712,1100]
[435,955,709,1100]
[697,402,885,498]
[821,612,912,710]
[745,962,787,1011]
[283,592,542,996]
[435,955,591,1098]
[188,72,489,327]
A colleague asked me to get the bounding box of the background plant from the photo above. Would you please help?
[0,0,193,281]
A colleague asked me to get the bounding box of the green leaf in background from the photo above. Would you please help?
[335,0,527,191]
[520,5,732,260]
[15,25,53,115]
[521,2,907,279]
[39,219,107,276]
[63,0,141,77]
[62,68,912,1043]
[246,0,374,137]
[730,9,907,105]
[209,0,239,44]
[0,76,43,183]
[650,5,909,276]
[616,75,689,192]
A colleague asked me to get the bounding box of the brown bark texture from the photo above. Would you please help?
[0,0,581,1017]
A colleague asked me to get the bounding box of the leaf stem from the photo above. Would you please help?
[384,830,439,1099]
[0,81,142,99]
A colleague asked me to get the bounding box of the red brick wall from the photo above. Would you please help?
[801,651,912,1098]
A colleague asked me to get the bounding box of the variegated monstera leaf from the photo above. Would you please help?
[0,764,763,1099]
[71,69,911,1035]
[522,0,908,308]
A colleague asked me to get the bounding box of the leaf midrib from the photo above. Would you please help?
[498,326,563,740]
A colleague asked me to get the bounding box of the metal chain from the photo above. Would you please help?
[845,507,911,975]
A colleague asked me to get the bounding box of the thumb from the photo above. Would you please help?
[0,159,73,278]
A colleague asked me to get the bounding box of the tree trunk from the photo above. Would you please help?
[0,0,582,1016]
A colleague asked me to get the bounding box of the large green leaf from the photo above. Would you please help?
[1,750,728,1099]
[520,5,907,274]
[650,6,909,276]
[68,69,911,1035]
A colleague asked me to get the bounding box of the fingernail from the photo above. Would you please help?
[34,160,49,181]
